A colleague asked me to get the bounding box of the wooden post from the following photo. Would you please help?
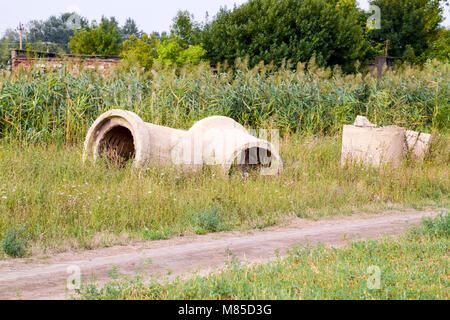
[385,40,390,57]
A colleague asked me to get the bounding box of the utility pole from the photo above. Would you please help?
[18,23,23,50]
[385,40,390,57]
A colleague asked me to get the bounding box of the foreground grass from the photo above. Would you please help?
[0,133,448,255]
[76,214,449,300]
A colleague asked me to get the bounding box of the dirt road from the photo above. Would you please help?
[0,209,442,300]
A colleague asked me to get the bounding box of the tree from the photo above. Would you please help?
[27,12,88,52]
[170,10,200,45]
[121,33,158,70]
[425,28,450,62]
[121,33,206,70]
[151,31,168,41]
[0,29,20,68]
[68,17,122,55]
[198,0,370,71]
[154,36,206,68]
[120,18,142,42]
[367,0,446,62]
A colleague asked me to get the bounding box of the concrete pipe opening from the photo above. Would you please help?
[229,147,272,177]
[84,109,152,167]
[98,126,136,166]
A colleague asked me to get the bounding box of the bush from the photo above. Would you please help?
[196,207,222,233]
[68,17,122,55]
[199,0,370,71]
[1,226,30,258]
[121,33,206,70]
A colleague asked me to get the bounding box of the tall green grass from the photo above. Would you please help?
[1,59,448,144]
[0,134,448,254]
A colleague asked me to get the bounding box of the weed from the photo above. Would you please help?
[0,61,448,253]
[196,206,222,234]
[0,134,448,252]
[143,229,169,241]
[1,60,448,145]
[1,226,30,258]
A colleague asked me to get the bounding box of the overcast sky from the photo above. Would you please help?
[1,0,449,37]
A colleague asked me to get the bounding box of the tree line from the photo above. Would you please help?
[0,0,448,71]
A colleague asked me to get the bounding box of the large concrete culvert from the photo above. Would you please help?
[170,116,283,175]
[84,109,185,167]
[84,110,283,175]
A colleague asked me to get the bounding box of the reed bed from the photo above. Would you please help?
[1,59,448,144]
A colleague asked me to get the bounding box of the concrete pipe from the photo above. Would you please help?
[171,116,283,175]
[83,109,185,167]
[84,110,283,175]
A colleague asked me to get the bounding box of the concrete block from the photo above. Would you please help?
[341,125,406,167]
[405,130,432,160]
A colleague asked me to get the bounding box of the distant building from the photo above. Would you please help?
[11,50,122,74]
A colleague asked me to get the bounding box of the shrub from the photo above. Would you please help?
[1,226,30,258]
[199,0,370,71]
[68,17,122,55]
[196,206,221,233]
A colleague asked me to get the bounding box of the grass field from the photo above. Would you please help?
[75,214,449,300]
[0,61,449,257]
[0,132,448,256]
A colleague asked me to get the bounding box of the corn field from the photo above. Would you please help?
[0,59,449,144]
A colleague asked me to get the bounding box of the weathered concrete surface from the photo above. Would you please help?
[84,110,282,175]
[406,130,432,161]
[341,125,406,167]
[341,116,432,167]
[354,115,377,128]
[171,116,282,175]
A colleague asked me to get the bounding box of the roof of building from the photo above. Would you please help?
[11,49,121,61]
